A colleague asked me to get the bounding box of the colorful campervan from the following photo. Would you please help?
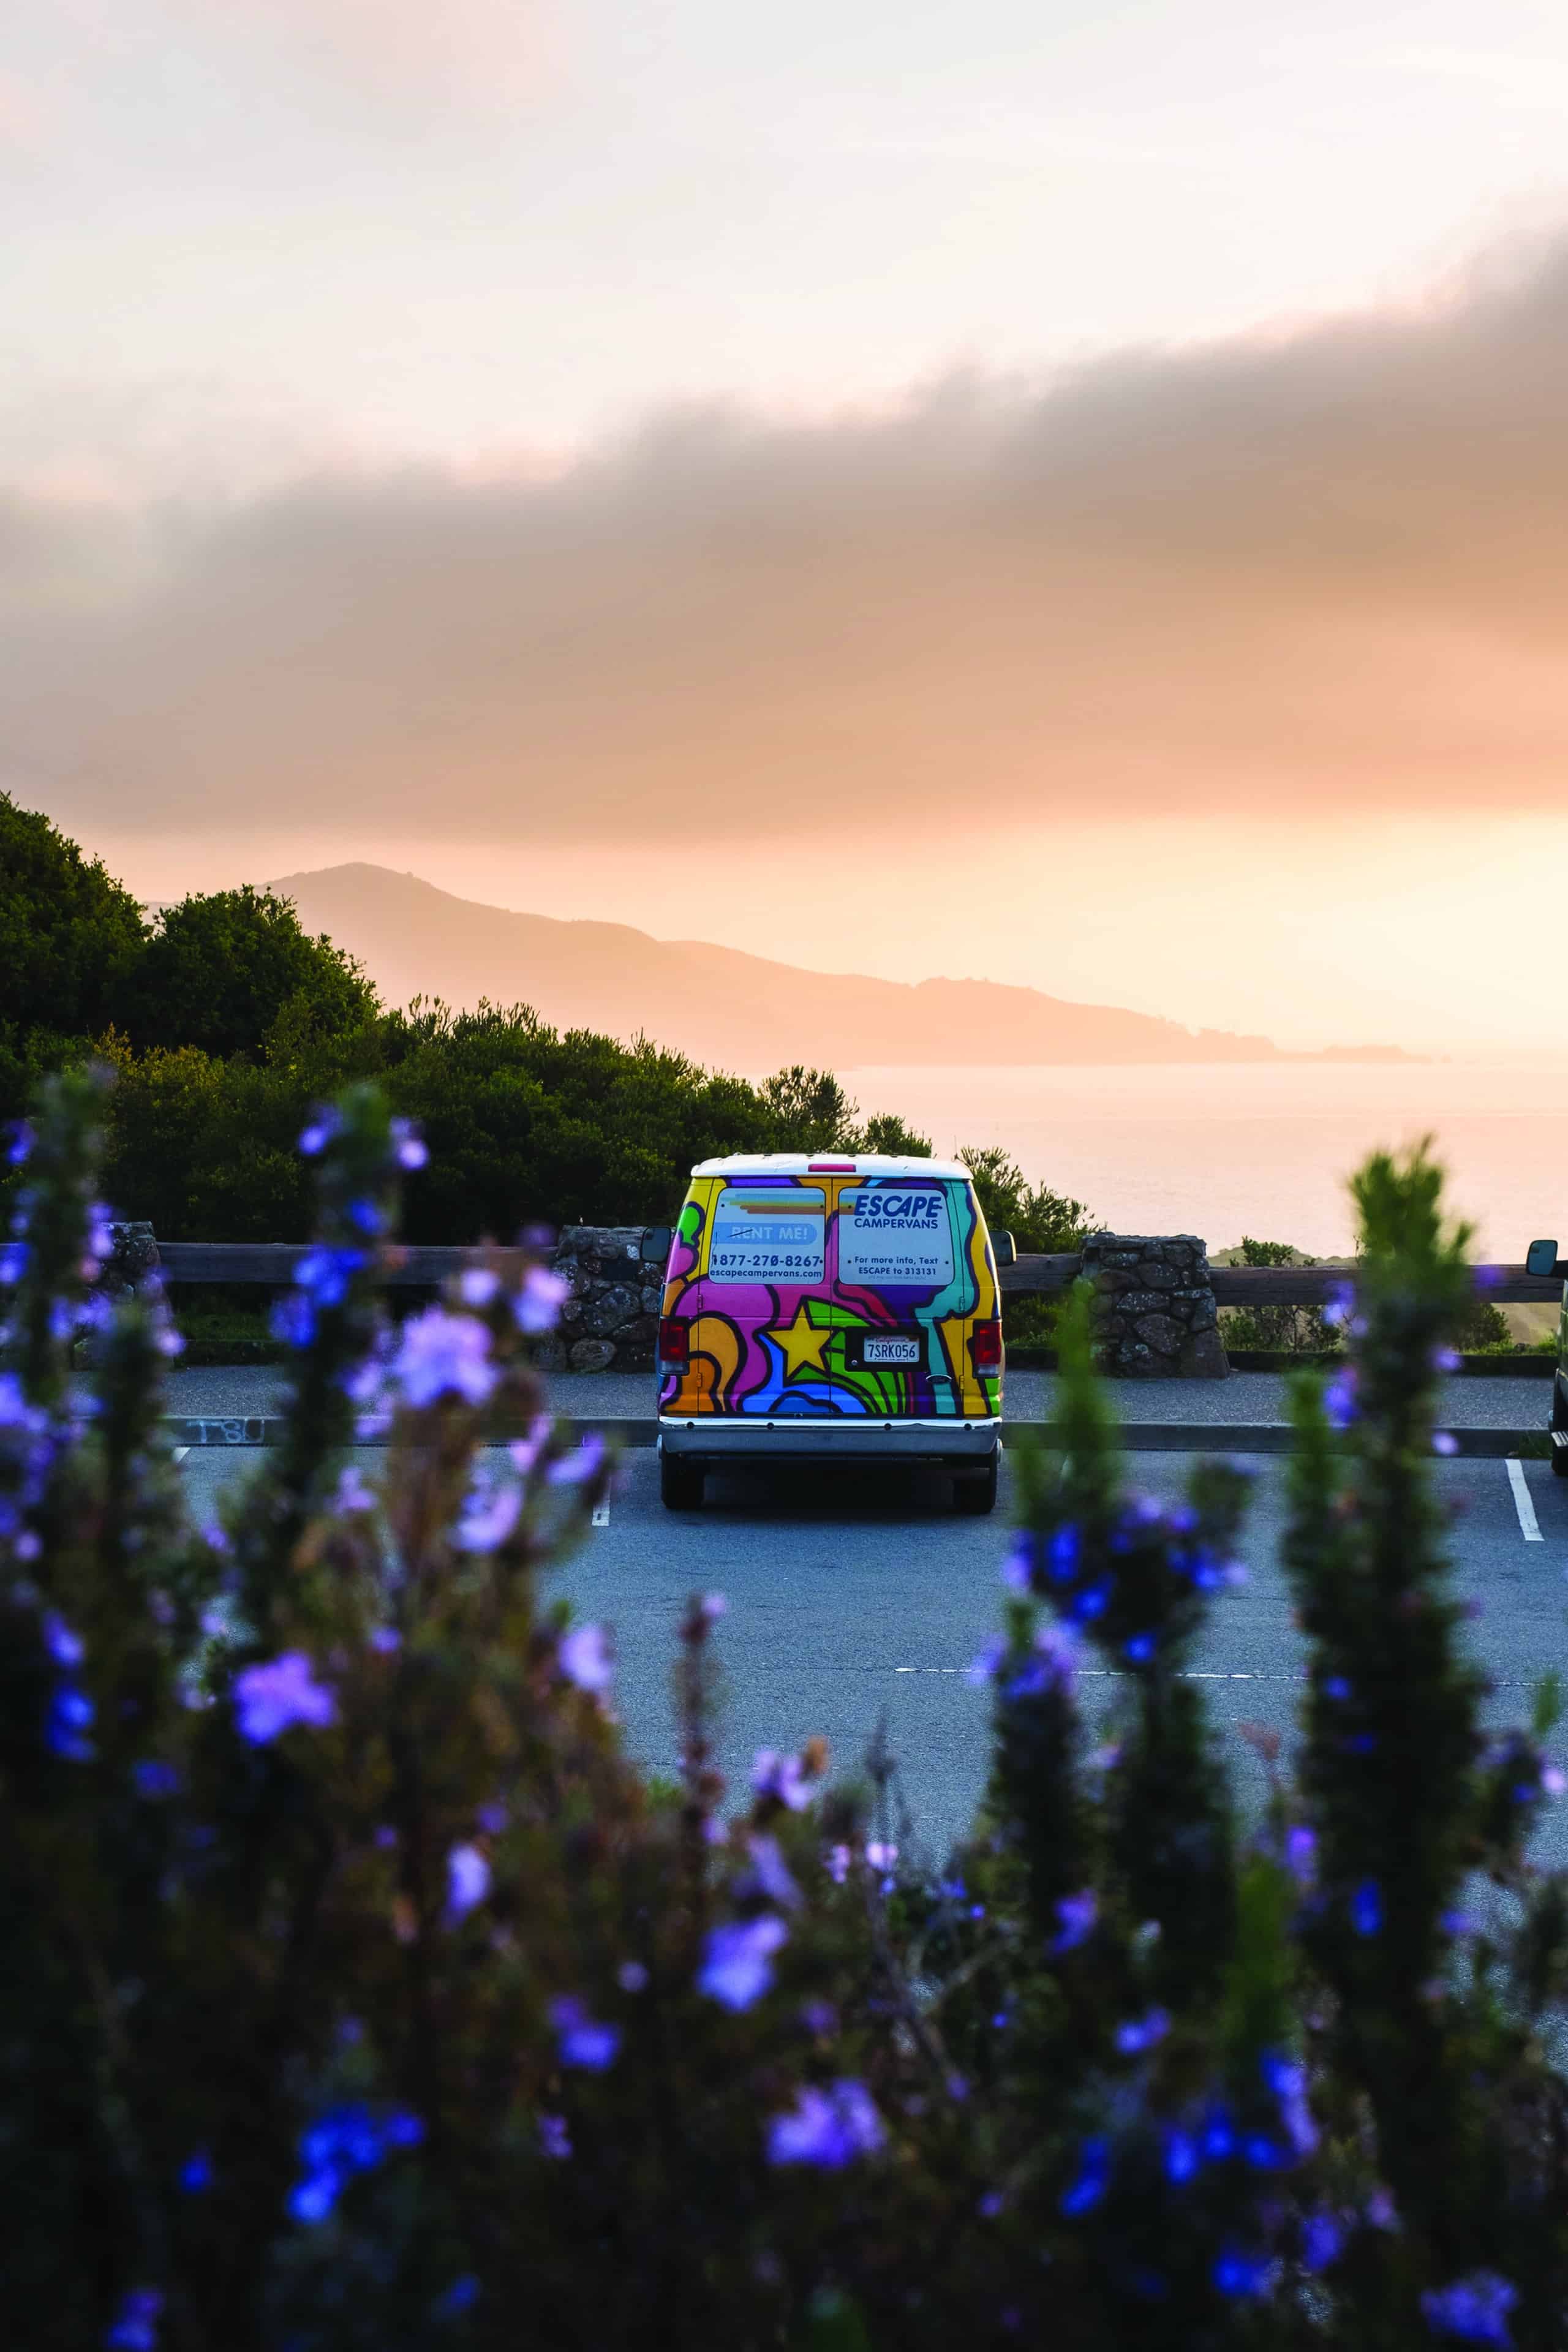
[654,1153,1006,1513]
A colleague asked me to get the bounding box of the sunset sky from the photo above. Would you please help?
[7,0,1568,1050]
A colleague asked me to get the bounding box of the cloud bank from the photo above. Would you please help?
[9,238,1568,850]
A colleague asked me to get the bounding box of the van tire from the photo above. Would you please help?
[953,1455,999,1515]
[660,1453,704,1511]
[1551,1441,1568,1480]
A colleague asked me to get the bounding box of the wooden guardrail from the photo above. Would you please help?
[155,1243,1564,1305]
[159,1243,530,1287]
[1000,1256,1562,1306]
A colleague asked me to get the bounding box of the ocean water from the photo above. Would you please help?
[840,1061,1568,1261]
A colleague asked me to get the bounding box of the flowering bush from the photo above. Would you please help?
[6,1074,1568,2349]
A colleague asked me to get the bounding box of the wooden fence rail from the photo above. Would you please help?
[1001,1257,1561,1306]
[153,1242,1564,1306]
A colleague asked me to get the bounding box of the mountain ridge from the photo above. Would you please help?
[262,863,1420,1070]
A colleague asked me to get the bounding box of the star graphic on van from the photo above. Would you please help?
[769,1303,832,1378]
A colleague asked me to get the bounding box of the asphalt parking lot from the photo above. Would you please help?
[173,1365,1568,1873]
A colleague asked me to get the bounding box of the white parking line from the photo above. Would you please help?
[1507,1458,1544,1542]
[173,1446,189,1463]
[592,1501,611,1528]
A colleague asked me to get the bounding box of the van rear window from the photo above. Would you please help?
[839,1183,956,1287]
[708,1185,826,1283]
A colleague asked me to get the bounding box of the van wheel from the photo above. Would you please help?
[1551,1441,1568,1480]
[660,1454,704,1510]
[953,1455,999,1515]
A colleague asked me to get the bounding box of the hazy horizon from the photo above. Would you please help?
[9,0,1568,1054]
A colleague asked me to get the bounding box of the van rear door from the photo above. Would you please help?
[827,1177,965,1419]
[694,1176,831,1415]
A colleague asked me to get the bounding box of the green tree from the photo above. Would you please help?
[126,885,376,1059]
[957,1144,1094,1253]
[0,793,147,1110]
[760,1065,861,1151]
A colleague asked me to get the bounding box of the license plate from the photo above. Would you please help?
[862,1336,920,1365]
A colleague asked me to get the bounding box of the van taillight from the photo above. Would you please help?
[970,1320,1003,1372]
[658,1318,690,1368]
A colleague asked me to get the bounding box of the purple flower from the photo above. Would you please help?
[698,1591,727,1623]
[618,1960,649,1992]
[391,1119,428,1170]
[1213,2247,1272,2299]
[1046,1523,1080,1580]
[445,1842,491,1921]
[134,1759,180,1800]
[105,2288,164,2350]
[45,1683,95,1759]
[179,2148,213,2193]
[752,1748,813,1810]
[800,1998,837,2034]
[368,1626,401,1654]
[825,1842,851,1883]
[1420,2271,1517,2345]
[745,1833,803,1909]
[1351,1880,1383,1937]
[288,2101,424,2225]
[476,1800,508,1834]
[508,1414,554,1476]
[1302,2211,1343,2272]
[549,1996,621,2072]
[233,1652,336,1744]
[1432,1345,1461,1373]
[1163,2129,1199,2184]
[393,1310,496,1409]
[547,1433,606,1486]
[559,1623,614,1695]
[999,1534,1035,1593]
[1069,1580,1110,1624]
[1124,1632,1155,1664]
[459,1266,500,1306]
[1050,1889,1097,1954]
[298,1113,337,1156]
[767,2079,884,2168]
[1324,1370,1358,1430]
[6,1121,32,1166]
[698,1915,788,2011]
[454,1479,522,1553]
[966,1635,1006,1688]
[43,1611,84,1668]
[270,1293,317,1349]
[292,1246,367,1310]
[538,2112,571,2160]
[1060,2135,1109,2216]
[865,1840,898,1872]
[1114,2007,1170,2056]
[517,1264,571,1333]
[1322,1281,1355,1329]
[1433,1430,1459,1457]
[432,2277,481,2321]
[1285,1825,1318,1886]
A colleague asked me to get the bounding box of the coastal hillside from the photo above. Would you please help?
[266,864,1415,1071]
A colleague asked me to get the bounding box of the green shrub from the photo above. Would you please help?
[10,1074,1568,2346]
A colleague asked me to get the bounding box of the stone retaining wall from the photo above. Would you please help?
[1080,1232,1227,1380]
[538,1226,664,1374]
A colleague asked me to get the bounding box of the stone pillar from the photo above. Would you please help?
[545,1226,664,1373]
[1080,1232,1227,1380]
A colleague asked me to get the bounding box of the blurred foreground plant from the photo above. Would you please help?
[5,1083,1568,2351]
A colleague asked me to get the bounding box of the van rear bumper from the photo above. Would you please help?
[657,1415,1000,1464]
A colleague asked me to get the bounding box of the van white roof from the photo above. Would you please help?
[690,1152,973,1180]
